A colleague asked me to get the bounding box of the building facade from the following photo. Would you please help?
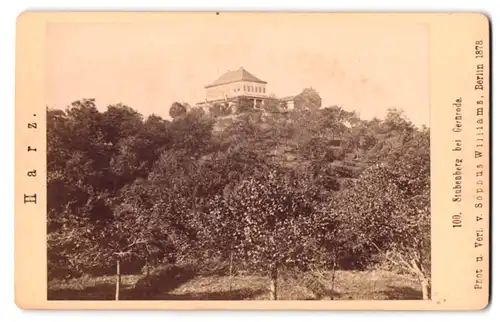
[197,67,268,110]
[196,67,310,113]
[280,95,297,111]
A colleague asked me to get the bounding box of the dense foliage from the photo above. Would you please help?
[47,93,430,299]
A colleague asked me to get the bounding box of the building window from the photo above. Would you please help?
[263,88,266,93]
[244,85,246,91]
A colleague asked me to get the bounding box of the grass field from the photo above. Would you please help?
[48,264,423,301]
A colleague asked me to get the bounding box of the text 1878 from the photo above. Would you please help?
[475,40,483,59]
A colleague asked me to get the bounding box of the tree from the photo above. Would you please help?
[187,105,206,119]
[329,127,431,299]
[222,168,317,300]
[197,195,245,291]
[294,87,322,110]
[117,178,195,262]
[47,100,117,279]
[356,109,419,165]
[101,103,143,144]
[262,96,281,113]
[169,102,187,119]
[209,102,232,118]
[47,100,179,295]
[167,111,215,157]
[314,193,374,299]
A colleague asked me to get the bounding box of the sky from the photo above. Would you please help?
[46,14,429,126]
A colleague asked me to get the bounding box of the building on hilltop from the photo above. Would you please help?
[196,67,268,110]
[195,67,301,113]
[280,95,297,111]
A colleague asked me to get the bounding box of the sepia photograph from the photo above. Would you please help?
[44,15,432,302]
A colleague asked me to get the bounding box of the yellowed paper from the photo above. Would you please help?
[15,12,490,310]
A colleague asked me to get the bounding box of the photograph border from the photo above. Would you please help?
[14,11,490,310]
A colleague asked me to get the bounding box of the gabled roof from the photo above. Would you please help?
[205,67,267,88]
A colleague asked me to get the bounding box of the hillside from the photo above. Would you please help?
[211,109,366,185]
[47,98,430,300]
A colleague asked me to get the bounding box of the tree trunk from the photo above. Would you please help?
[421,278,431,300]
[330,265,336,300]
[115,258,121,301]
[409,257,430,300]
[228,251,234,292]
[269,264,278,300]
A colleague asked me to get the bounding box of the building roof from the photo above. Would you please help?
[280,95,296,101]
[205,67,267,88]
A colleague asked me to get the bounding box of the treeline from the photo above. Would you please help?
[47,97,430,300]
